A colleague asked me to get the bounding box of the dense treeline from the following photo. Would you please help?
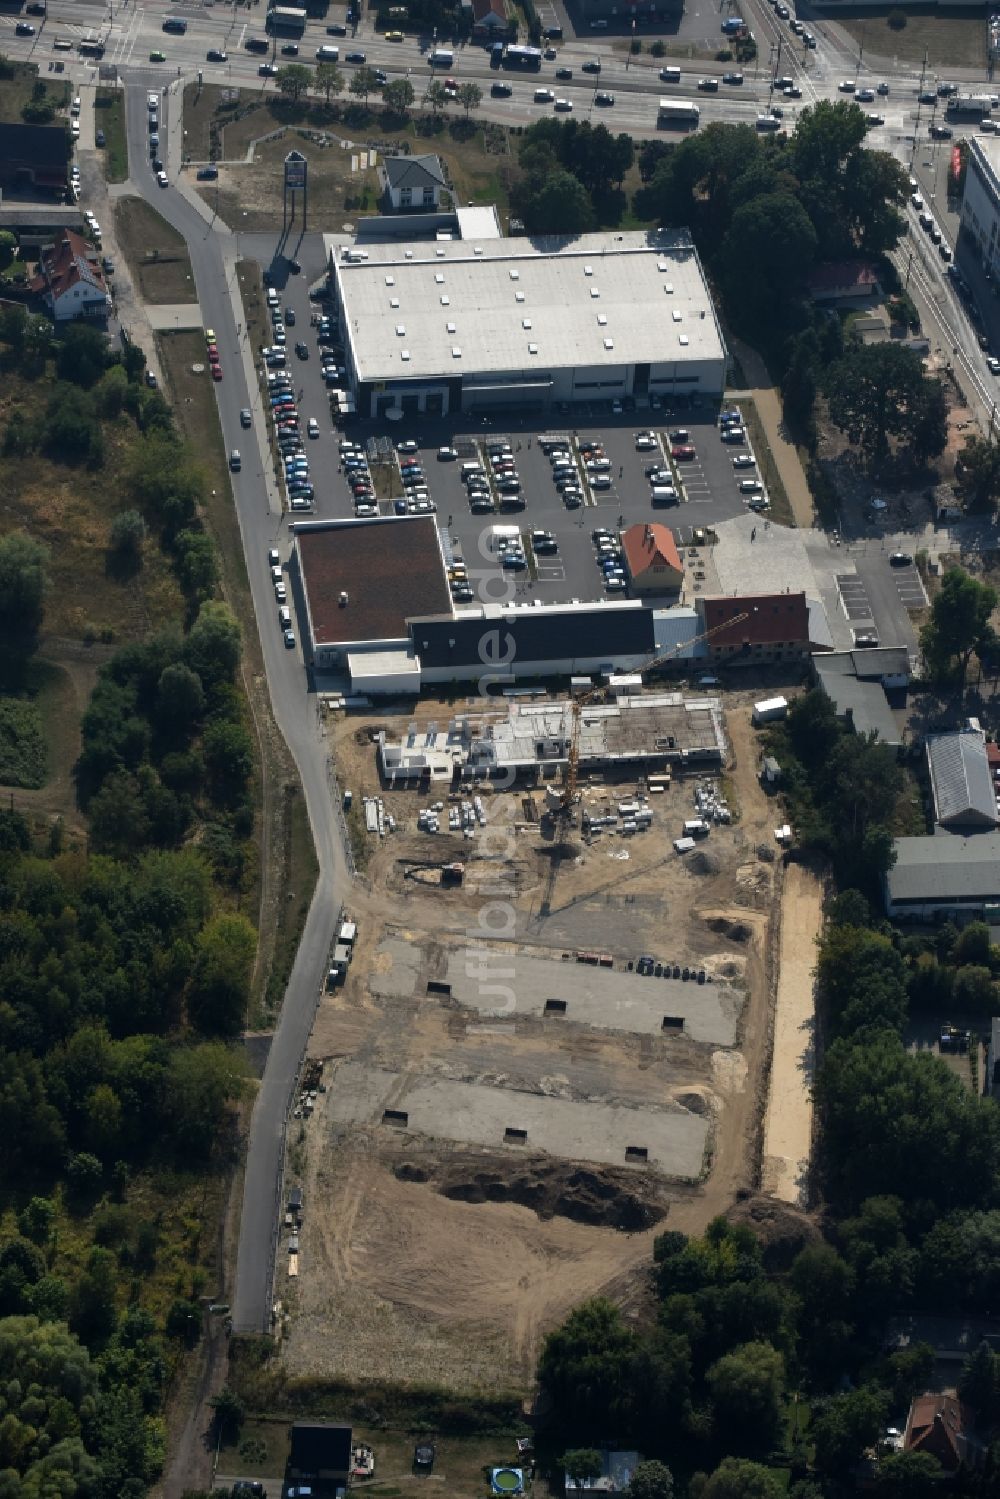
[0,274,256,1499]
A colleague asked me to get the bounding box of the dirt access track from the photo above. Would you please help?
[278,694,797,1394]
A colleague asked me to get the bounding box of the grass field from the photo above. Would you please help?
[183,85,514,231]
[0,62,70,125]
[113,197,196,305]
[95,88,128,183]
[835,7,988,70]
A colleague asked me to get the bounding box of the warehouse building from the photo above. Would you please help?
[884,833,1000,922]
[325,228,727,418]
[926,731,999,829]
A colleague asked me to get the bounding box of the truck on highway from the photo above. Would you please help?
[945,94,994,119]
[658,97,700,130]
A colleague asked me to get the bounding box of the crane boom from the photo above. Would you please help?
[560,610,749,812]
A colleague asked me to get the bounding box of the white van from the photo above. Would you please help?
[651,485,677,503]
[278,606,292,628]
[429,47,454,66]
[659,66,681,83]
[316,44,339,60]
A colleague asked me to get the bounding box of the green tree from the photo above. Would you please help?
[184,601,241,688]
[0,230,16,272]
[706,1342,785,1450]
[68,1247,118,1346]
[188,913,257,1035]
[562,1450,603,1486]
[920,568,998,683]
[315,61,344,104]
[513,168,596,234]
[425,79,451,116]
[383,77,414,115]
[692,1458,784,1499]
[166,1043,247,1154]
[156,662,205,732]
[957,434,1000,513]
[538,1298,635,1434]
[109,509,147,563]
[350,66,380,103]
[718,192,818,328]
[825,342,937,465]
[203,717,253,805]
[56,324,108,388]
[959,1340,999,1418]
[209,1386,244,1441]
[87,770,151,857]
[813,1386,891,1477]
[17,1198,55,1246]
[955,922,994,968]
[874,1450,942,1498]
[0,532,48,652]
[457,81,482,116]
[276,63,311,101]
[174,529,218,602]
[627,1459,675,1499]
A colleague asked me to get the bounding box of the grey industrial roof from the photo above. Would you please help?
[329,229,725,384]
[927,732,998,828]
[819,646,910,680]
[381,153,446,192]
[814,662,901,745]
[886,832,1000,903]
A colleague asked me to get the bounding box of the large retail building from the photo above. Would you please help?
[325,228,727,419]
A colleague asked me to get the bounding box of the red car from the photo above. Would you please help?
[211,364,223,381]
[671,444,695,461]
[207,344,219,362]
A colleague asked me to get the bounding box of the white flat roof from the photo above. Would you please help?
[329,229,725,383]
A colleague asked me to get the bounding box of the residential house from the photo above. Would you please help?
[379,154,446,213]
[287,1421,353,1496]
[472,0,510,35]
[904,1393,984,1474]
[30,227,111,323]
[565,1450,641,1493]
[622,523,684,594]
[805,260,880,304]
[0,122,70,197]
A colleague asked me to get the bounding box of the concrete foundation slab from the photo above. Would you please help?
[326,1062,710,1180]
[370,937,741,1045]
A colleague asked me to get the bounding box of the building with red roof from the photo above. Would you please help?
[621,523,684,594]
[703,591,813,664]
[30,227,110,324]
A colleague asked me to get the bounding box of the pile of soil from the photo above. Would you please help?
[689,849,722,876]
[394,1157,666,1232]
[706,916,753,944]
[726,1195,821,1269]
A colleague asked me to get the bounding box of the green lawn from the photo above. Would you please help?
[0,61,69,125]
[95,88,128,183]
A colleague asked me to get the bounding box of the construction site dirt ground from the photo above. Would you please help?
[278,691,808,1395]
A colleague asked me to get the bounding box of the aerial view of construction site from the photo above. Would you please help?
[276,678,818,1397]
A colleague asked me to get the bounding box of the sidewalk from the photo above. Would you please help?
[727,338,816,529]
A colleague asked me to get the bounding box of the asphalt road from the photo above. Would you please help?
[123,85,348,1335]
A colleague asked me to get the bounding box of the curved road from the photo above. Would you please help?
[122,83,347,1334]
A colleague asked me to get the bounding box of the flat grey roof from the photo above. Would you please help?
[370,938,741,1045]
[886,832,1000,902]
[815,664,901,745]
[326,1063,709,1180]
[329,229,725,384]
[927,733,998,828]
